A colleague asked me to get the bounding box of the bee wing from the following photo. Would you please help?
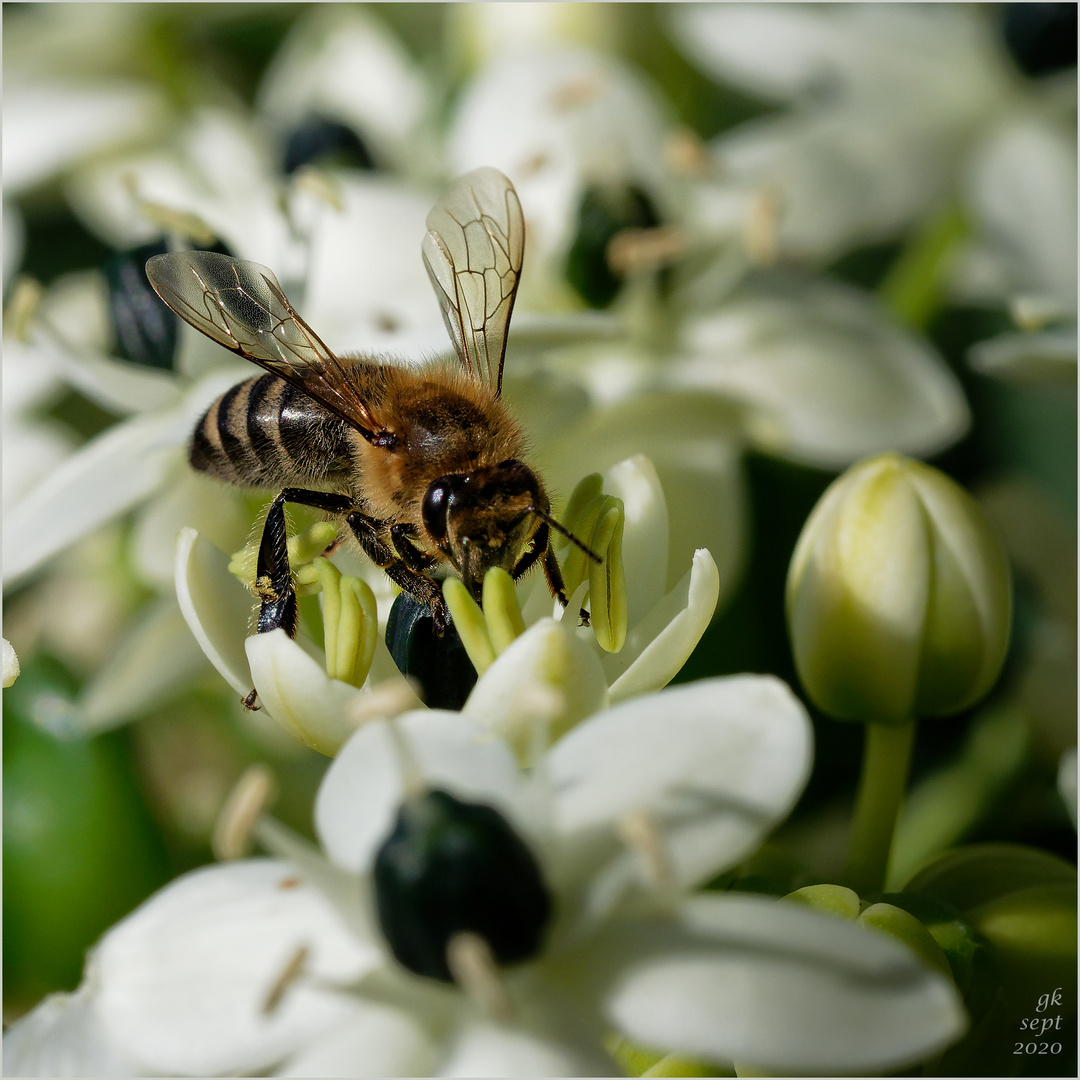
[145,251,379,438]
[421,167,524,397]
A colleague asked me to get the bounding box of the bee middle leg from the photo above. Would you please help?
[513,523,569,608]
[257,487,355,636]
[347,512,451,634]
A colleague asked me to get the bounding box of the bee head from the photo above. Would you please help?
[422,460,546,599]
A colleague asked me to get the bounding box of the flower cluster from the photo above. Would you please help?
[3,5,1075,1077]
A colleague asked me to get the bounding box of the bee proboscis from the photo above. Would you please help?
[146,167,597,657]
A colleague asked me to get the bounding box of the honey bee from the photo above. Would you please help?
[146,168,597,642]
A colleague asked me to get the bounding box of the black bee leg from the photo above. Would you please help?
[511,523,547,581]
[256,488,355,636]
[390,523,439,572]
[542,547,570,609]
[347,512,451,635]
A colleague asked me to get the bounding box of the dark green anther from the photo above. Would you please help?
[373,789,552,982]
[385,593,477,710]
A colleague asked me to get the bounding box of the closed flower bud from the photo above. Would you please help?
[786,453,1011,725]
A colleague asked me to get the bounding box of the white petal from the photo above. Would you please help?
[277,1001,436,1077]
[969,327,1077,383]
[545,676,812,898]
[606,548,720,702]
[257,7,428,163]
[964,117,1077,305]
[605,893,966,1073]
[3,407,189,584]
[246,630,368,756]
[713,110,945,260]
[301,176,445,360]
[672,4,997,110]
[26,318,182,416]
[175,527,256,698]
[1,984,145,1078]
[678,275,970,468]
[79,600,210,732]
[451,4,619,72]
[439,1020,603,1078]
[447,47,674,269]
[135,470,252,588]
[95,860,381,1077]
[671,4,852,100]
[68,110,290,262]
[463,619,610,765]
[316,711,521,875]
[3,80,168,194]
[2,418,76,516]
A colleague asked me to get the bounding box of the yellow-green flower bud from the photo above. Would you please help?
[784,883,861,921]
[858,902,954,981]
[786,453,1011,725]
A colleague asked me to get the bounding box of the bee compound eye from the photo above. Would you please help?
[422,478,452,543]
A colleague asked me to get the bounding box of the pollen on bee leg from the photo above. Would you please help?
[211,764,277,861]
[616,809,673,894]
[261,944,310,1015]
[446,931,515,1024]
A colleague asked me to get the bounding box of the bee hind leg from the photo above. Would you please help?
[256,487,355,636]
[347,512,451,635]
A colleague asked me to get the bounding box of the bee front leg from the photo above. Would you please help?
[347,512,451,634]
[511,522,547,581]
[541,547,570,609]
[256,487,355,636]
[390,523,439,572]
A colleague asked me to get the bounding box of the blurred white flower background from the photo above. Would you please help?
[3,4,1075,1077]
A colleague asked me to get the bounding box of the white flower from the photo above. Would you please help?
[960,117,1077,382]
[3,77,170,198]
[3,676,966,1076]
[175,453,719,757]
[445,40,970,471]
[670,4,1017,260]
[670,4,1076,385]
[255,5,435,177]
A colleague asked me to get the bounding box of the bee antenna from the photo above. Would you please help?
[531,509,602,563]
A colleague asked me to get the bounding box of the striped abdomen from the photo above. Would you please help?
[191,374,356,488]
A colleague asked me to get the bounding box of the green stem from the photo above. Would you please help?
[878,205,967,331]
[844,719,917,896]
